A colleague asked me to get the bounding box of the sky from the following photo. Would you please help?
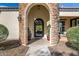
[0,3,19,7]
[0,3,79,8]
[59,3,79,8]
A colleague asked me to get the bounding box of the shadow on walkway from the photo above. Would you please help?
[28,37,43,44]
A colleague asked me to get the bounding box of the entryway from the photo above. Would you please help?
[28,18,45,44]
[27,4,49,42]
[19,3,59,46]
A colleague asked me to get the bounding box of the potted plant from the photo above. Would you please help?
[47,25,50,41]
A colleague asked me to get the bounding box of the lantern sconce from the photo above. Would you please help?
[0,10,1,14]
[18,14,22,21]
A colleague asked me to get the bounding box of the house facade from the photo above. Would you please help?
[59,8,79,34]
[0,3,79,46]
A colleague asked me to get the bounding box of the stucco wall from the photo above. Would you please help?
[65,18,70,31]
[60,12,79,16]
[28,5,49,38]
[0,11,19,40]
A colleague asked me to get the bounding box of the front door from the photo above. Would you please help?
[34,18,44,37]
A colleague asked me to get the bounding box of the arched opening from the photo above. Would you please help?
[27,4,50,42]
[19,3,59,46]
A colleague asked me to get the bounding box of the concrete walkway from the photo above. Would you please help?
[25,36,68,56]
[26,38,49,56]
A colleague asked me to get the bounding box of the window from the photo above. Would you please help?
[59,19,65,34]
[70,18,79,27]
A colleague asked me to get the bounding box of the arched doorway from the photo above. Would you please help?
[27,4,50,40]
[34,18,44,37]
[19,3,59,46]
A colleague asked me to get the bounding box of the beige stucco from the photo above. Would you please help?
[60,12,79,16]
[28,5,49,39]
[0,11,19,40]
[65,18,70,30]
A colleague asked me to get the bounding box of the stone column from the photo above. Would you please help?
[19,3,28,46]
[49,3,59,46]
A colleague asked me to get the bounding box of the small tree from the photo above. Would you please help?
[0,24,9,42]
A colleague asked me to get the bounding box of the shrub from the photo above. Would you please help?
[0,24,9,42]
[66,26,79,50]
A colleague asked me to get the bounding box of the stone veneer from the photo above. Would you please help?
[48,4,59,46]
[19,3,59,46]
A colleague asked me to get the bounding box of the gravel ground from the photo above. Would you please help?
[49,41,79,56]
[0,38,78,56]
[0,40,29,56]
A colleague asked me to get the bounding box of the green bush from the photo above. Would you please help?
[66,26,79,50]
[0,24,9,42]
